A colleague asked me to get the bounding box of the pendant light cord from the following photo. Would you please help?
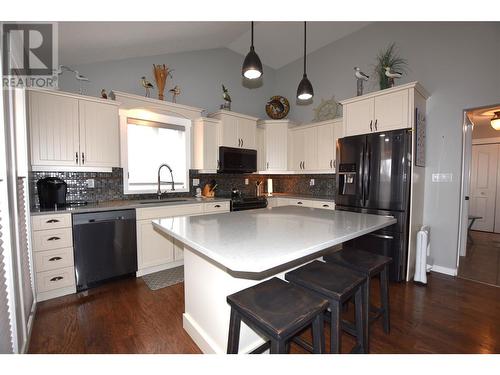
[303,21,307,75]
[251,21,254,48]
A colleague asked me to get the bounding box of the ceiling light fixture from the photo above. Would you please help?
[242,21,263,80]
[491,111,500,130]
[297,21,314,101]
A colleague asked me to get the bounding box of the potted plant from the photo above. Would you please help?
[374,43,408,90]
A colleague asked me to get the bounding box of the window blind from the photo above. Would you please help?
[0,197,14,354]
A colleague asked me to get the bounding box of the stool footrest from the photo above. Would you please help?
[292,336,314,353]
[250,341,271,354]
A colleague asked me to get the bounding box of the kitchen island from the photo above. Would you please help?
[153,206,396,353]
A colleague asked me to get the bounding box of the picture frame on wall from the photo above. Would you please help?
[415,107,426,167]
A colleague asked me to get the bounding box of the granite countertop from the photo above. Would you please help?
[153,206,395,275]
[30,197,231,216]
[268,193,335,202]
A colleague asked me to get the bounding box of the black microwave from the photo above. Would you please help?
[218,146,257,173]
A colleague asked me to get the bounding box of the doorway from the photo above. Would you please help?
[458,104,500,287]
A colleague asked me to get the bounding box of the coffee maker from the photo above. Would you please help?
[37,177,67,209]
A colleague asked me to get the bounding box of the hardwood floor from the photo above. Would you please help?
[459,230,500,287]
[28,272,500,354]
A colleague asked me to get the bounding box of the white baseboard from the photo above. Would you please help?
[430,264,457,276]
[136,260,184,277]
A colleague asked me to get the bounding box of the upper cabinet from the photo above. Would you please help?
[341,82,428,137]
[192,117,220,172]
[289,118,343,172]
[28,89,120,170]
[257,120,293,172]
[210,110,258,150]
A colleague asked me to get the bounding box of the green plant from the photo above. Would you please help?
[374,43,408,90]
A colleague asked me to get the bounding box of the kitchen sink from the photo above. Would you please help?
[138,199,190,205]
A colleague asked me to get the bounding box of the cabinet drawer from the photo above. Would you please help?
[314,201,335,210]
[36,266,76,293]
[203,201,230,213]
[34,247,74,272]
[32,213,72,231]
[33,227,73,252]
[136,204,203,220]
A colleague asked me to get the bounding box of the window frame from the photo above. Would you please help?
[119,108,191,195]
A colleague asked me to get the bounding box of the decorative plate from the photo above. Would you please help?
[265,95,290,120]
[312,96,342,122]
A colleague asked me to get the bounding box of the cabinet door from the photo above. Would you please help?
[79,100,119,167]
[291,129,305,171]
[256,127,266,171]
[303,127,318,171]
[316,123,334,171]
[332,121,344,173]
[344,99,374,137]
[265,124,288,170]
[219,115,239,148]
[29,91,80,166]
[238,118,256,149]
[374,89,409,132]
[137,219,174,269]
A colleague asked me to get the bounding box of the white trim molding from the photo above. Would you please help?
[430,264,458,276]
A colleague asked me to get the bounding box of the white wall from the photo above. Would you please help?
[59,47,276,118]
[274,21,500,271]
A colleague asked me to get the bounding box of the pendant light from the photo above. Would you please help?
[242,21,263,80]
[297,21,314,101]
[491,111,500,130]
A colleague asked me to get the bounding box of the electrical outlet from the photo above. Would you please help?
[192,178,200,187]
[310,179,315,186]
[245,178,249,185]
[431,173,453,183]
[86,179,95,188]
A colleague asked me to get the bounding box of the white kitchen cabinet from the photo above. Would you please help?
[291,126,318,171]
[137,218,175,269]
[79,100,120,167]
[291,128,306,171]
[342,82,423,137]
[257,120,292,172]
[28,89,120,170]
[29,90,80,167]
[210,110,258,150]
[192,117,220,172]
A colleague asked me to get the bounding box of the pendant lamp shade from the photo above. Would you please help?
[242,22,263,80]
[491,111,500,130]
[297,21,313,100]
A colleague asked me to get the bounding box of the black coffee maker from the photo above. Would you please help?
[37,177,67,209]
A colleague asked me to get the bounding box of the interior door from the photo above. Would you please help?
[470,144,499,232]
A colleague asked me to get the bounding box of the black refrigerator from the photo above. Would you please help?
[335,129,411,281]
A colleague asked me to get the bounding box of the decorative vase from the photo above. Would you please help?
[152,64,171,101]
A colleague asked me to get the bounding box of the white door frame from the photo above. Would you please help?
[457,104,500,268]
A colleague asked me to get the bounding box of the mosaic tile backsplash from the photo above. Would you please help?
[29,168,336,208]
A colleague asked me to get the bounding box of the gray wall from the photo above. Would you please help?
[275,22,500,270]
[59,47,276,118]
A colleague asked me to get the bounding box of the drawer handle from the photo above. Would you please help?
[48,256,62,262]
[47,236,61,241]
[50,276,64,282]
[46,219,60,223]
[297,202,303,205]
[322,204,329,208]
[214,205,221,208]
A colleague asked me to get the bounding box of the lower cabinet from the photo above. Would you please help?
[272,197,335,210]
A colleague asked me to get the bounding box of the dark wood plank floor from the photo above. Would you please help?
[28,272,500,354]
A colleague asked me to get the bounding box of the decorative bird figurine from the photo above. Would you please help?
[169,85,181,103]
[354,67,369,81]
[222,84,232,103]
[384,66,402,79]
[141,76,154,97]
[74,70,89,82]
[100,89,108,99]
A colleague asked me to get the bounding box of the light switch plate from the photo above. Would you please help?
[192,178,200,187]
[432,173,453,183]
[86,179,95,188]
[310,179,315,186]
[245,178,249,185]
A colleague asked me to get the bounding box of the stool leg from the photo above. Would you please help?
[354,285,366,354]
[270,339,287,354]
[330,301,341,354]
[227,308,241,354]
[380,266,390,333]
[364,277,370,353]
[311,313,324,354]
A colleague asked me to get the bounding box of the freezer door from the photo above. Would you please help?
[336,135,366,208]
[364,130,411,211]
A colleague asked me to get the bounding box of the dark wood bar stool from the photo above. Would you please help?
[226,277,329,354]
[285,261,367,354]
[324,248,392,353]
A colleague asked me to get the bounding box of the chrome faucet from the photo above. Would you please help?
[157,163,175,199]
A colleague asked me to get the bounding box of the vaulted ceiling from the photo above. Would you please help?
[59,21,370,68]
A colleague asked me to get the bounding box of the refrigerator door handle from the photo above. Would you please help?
[368,233,394,240]
[365,143,371,206]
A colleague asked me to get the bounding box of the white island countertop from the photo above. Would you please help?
[153,206,396,276]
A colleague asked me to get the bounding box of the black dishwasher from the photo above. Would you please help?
[73,209,137,292]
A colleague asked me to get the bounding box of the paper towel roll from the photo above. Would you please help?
[267,179,273,196]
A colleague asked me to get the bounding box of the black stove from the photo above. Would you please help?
[230,196,268,211]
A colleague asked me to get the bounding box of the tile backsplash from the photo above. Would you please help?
[29,168,336,208]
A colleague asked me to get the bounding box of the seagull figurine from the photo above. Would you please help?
[169,85,181,103]
[100,89,108,99]
[222,84,232,103]
[384,66,403,79]
[141,76,154,97]
[354,67,369,81]
[74,70,89,82]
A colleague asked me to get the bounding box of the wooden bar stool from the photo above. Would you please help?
[285,261,367,354]
[226,277,329,354]
[324,248,392,353]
